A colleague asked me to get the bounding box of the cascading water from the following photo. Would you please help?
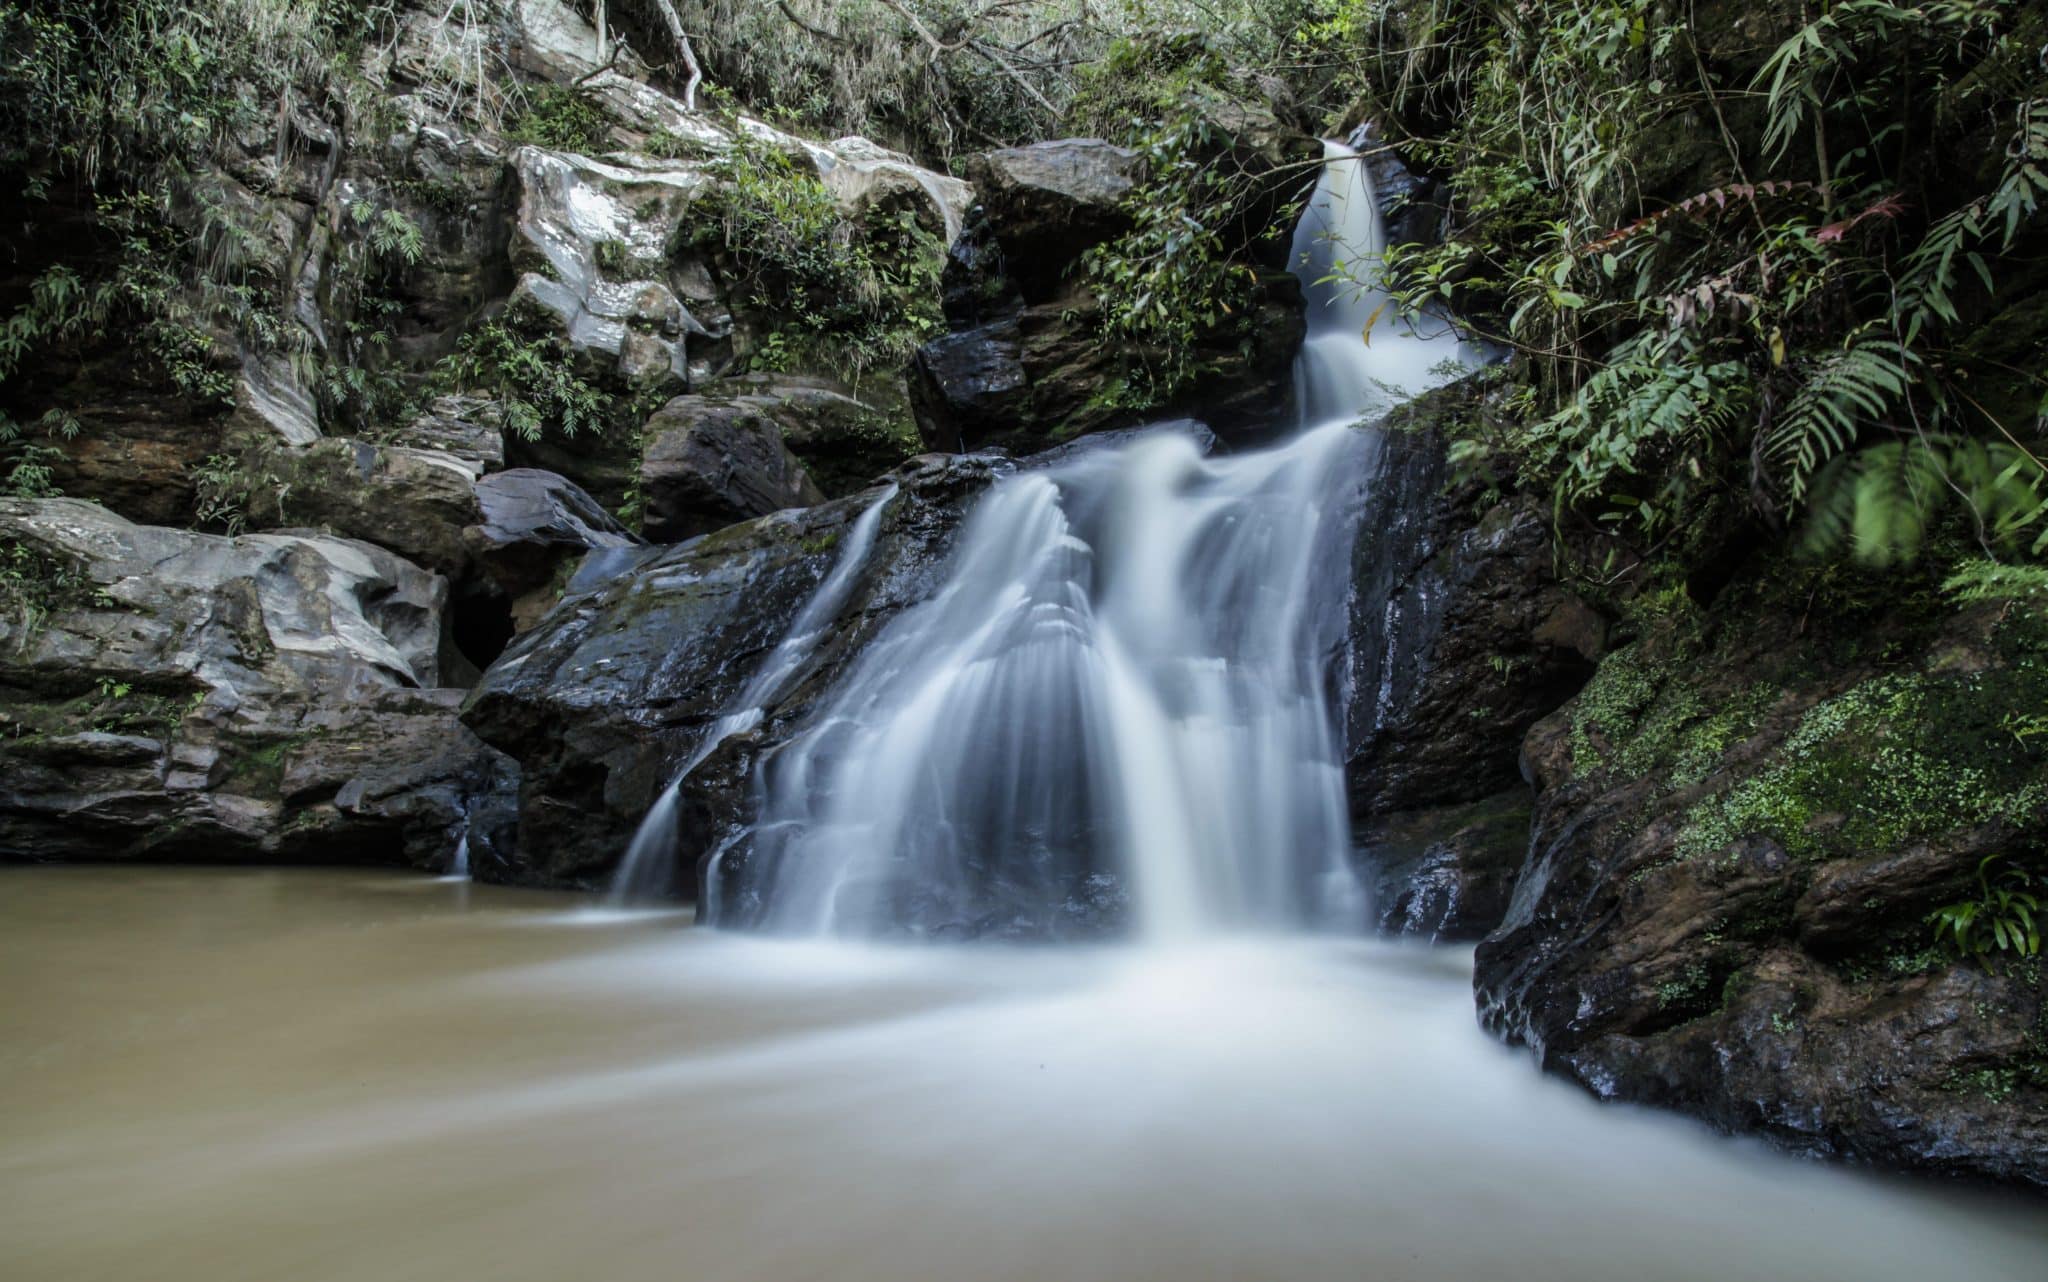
[704,139,1471,938]
[609,484,899,903]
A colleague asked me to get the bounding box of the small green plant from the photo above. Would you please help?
[438,321,613,442]
[191,443,295,537]
[683,136,943,378]
[1929,856,2042,966]
[0,409,78,498]
[504,84,617,152]
[0,538,96,638]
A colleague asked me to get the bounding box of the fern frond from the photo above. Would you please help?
[1803,435,2048,566]
[1762,336,1914,501]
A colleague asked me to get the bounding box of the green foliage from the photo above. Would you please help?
[1803,436,2048,567]
[1944,558,2048,606]
[504,85,619,153]
[191,441,296,537]
[0,538,109,639]
[0,410,79,498]
[0,0,398,182]
[674,1,1340,162]
[594,238,631,280]
[1929,856,2043,964]
[0,2,405,455]
[1672,664,2048,865]
[1351,0,2048,576]
[684,136,943,377]
[1079,115,1269,403]
[439,322,613,443]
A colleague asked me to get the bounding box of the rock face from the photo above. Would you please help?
[1350,121,1447,250]
[1340,388,1604,938]
[1475,582,2048,1188]
[465,468,642,631]
[1359,789,1532,940]
[964,141,1144,303]
[915,128,1313,455]
[262,438,489,579]
[0,498,516,869]
[638,394,827,541]
[461,452,1002,888]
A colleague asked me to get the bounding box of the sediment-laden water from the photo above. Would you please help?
[3,868,2042,1282]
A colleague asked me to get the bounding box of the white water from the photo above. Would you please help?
[723,140,1469,938]
[610,484,899,903]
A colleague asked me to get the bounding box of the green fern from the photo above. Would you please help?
[1804,436,2048,566]
[1762,335,1914,502]
[1943,558,2048,605]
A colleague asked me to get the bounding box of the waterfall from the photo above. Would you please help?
[609,484,899,903]
[699,139,1469,938]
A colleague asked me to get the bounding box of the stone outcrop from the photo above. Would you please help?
[1360,789,1532,940]
[1339,385,1604,938]
[963,141,1145,303]
[461,452,1002,888]
[0,498,516,869]
[915,125,1314,455]
[465,468,642,631]
[638,393,827,541]
[261,438,489,580]
[1475,580,2048,1188]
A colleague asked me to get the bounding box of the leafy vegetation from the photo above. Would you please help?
[1347,0,2048,576]
[1929,855,2042,964]
[438,321,615,444]
[0,0,406,489]
[682,135,945,378]
[1072,37,1304,403]
[504,84,620,153]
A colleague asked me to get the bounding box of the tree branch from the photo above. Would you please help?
[645,0,703,110]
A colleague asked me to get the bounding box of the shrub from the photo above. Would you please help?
[681,136,943,377]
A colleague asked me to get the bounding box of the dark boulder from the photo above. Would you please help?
[460,452,1003,889]
[916,274,1305,454]
[465,468,642,631]
[1340,385,1604,937]
[638,393,828,542]
[964,140,1144,304]
[1349,121,1448,250]
[1475,581,2048,1188]
[1360,789,1532,941]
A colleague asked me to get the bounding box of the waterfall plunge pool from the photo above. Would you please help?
[3,866,2043,1282]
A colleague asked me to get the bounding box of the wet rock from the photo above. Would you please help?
[1344,397,1604,820]
[464,468,641,630]
[0,498,513,869]
[1360,789,1532,941]
[916,320,1030,445]
[718,373,923,497]
[461,453,1004,889]
[637,393,829,542]
[1348,121,1447,249]
[916,275,1305,454]
[1475,586,2048,1189]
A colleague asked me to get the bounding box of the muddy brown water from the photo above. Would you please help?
[3,867,2043,1281]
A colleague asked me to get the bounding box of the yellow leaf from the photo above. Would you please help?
[1362,301,1386,347]
[1768,327,1787,367]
